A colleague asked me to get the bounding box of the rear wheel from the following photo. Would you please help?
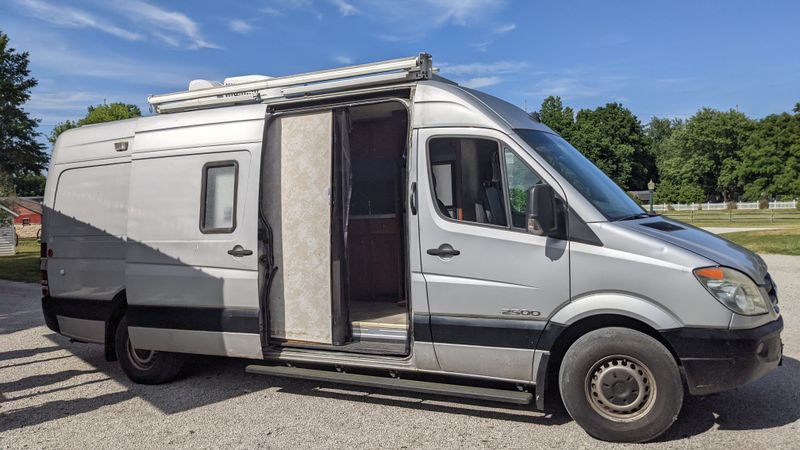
[115,315,185,384]
[559,327,683,443]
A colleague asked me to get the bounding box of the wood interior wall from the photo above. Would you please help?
[347,114,406,303]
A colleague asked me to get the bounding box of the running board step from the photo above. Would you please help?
[246,365,533,405]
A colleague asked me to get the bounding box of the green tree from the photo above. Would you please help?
[0,170,14,197]
[733,108,800,200]
[656,108,754,202]
[567,103,651,190]
[0,30,48,195]
[49,102,141,144]
[537,96,575,139]
[652,179,705,204]
[48,120,78,145]
[13,173,46,196]
[645,117,683,180]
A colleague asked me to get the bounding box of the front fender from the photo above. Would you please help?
[548,292,683,331]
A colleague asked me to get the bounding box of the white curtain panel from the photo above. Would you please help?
[264,111,333,344]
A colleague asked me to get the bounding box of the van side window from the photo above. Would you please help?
[428,137,508,227]
[504,148,541,228]
[200,161,238,233]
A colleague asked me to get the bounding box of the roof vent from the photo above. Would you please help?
[189,79,222,91]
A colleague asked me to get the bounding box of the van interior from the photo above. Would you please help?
[342,102,409,354]
[429,137,508,226]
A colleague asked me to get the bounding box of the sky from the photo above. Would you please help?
[1,0,799,148]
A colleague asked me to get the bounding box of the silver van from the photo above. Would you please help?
[41,54,783,442]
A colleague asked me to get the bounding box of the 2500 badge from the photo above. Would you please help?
[500,308,541,317]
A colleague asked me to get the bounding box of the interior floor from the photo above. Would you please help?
[349,299,407,327]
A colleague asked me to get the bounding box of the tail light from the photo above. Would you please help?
[40,242,49,297]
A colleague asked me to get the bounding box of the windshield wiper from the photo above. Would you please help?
[614,213,650,222]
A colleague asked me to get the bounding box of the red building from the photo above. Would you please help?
[12,198,42,225]
[0,197,43,239]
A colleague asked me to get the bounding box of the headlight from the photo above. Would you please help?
[694,267,769,316]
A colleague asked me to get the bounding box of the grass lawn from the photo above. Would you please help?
[0,238,40,283]
[722,228,800,255]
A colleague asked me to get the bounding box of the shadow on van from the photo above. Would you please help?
[39,205,266,359]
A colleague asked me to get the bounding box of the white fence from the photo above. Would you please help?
[650,200,797,211]
[770,200,797,209]
[702,202,727,210]
[736,202,759,210]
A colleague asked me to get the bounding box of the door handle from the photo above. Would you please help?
[228,245,253,257]
[410,182,418,215]
[427,243,460,257]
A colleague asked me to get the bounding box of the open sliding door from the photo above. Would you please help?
[263,110,349,346]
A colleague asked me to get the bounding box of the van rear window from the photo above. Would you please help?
[200,161,238,233]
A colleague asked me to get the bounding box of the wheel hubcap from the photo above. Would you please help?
[126,337,156,371]
[586,355,656,422]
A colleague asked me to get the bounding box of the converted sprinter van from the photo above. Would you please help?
[41,54,783,442]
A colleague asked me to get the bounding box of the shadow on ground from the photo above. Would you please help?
[658,357,800,441]
[2,331,798,438]
[1,332,569,432]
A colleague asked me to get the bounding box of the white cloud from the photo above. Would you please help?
[12,0,143,41]
[5,25,218,127]
[426,0,503,26]
[526,74,631,100]
[438,61,529,77]
[24,90,120,125]
[437,60,528,89]
[461,76,502,89]
[330,0,360,16]
[375,32,424,43]
[467,22,515,52]
[12,0,217,50]
[260,7,284,16]
[22,38,218,88]
[273,0,324,20]
[108,1,219,49]
[333,55,355,65]
[495,23,516,34]
[364,0,506,41]
[228,19,254,34]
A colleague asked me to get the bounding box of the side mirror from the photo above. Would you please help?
[526,184,559,236]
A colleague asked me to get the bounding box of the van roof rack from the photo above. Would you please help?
[148,53,433,114]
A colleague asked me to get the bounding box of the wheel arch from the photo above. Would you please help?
[534,311,682,411]
[548,292,683,331]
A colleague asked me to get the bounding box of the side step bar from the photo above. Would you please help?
[246,364,533,405]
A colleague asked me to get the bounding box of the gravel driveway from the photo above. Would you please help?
[1,255,798,449]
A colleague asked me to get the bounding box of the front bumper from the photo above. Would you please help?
[661,317,783,395]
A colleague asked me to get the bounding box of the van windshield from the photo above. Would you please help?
[514,129,645,221]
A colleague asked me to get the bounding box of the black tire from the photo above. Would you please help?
[558,327,683,443]
[115,315,186,384]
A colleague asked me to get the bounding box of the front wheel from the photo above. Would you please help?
[559,327,683,443]
[115,315,185,384]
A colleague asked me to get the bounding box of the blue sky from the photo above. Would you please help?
[1,0,799,147]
